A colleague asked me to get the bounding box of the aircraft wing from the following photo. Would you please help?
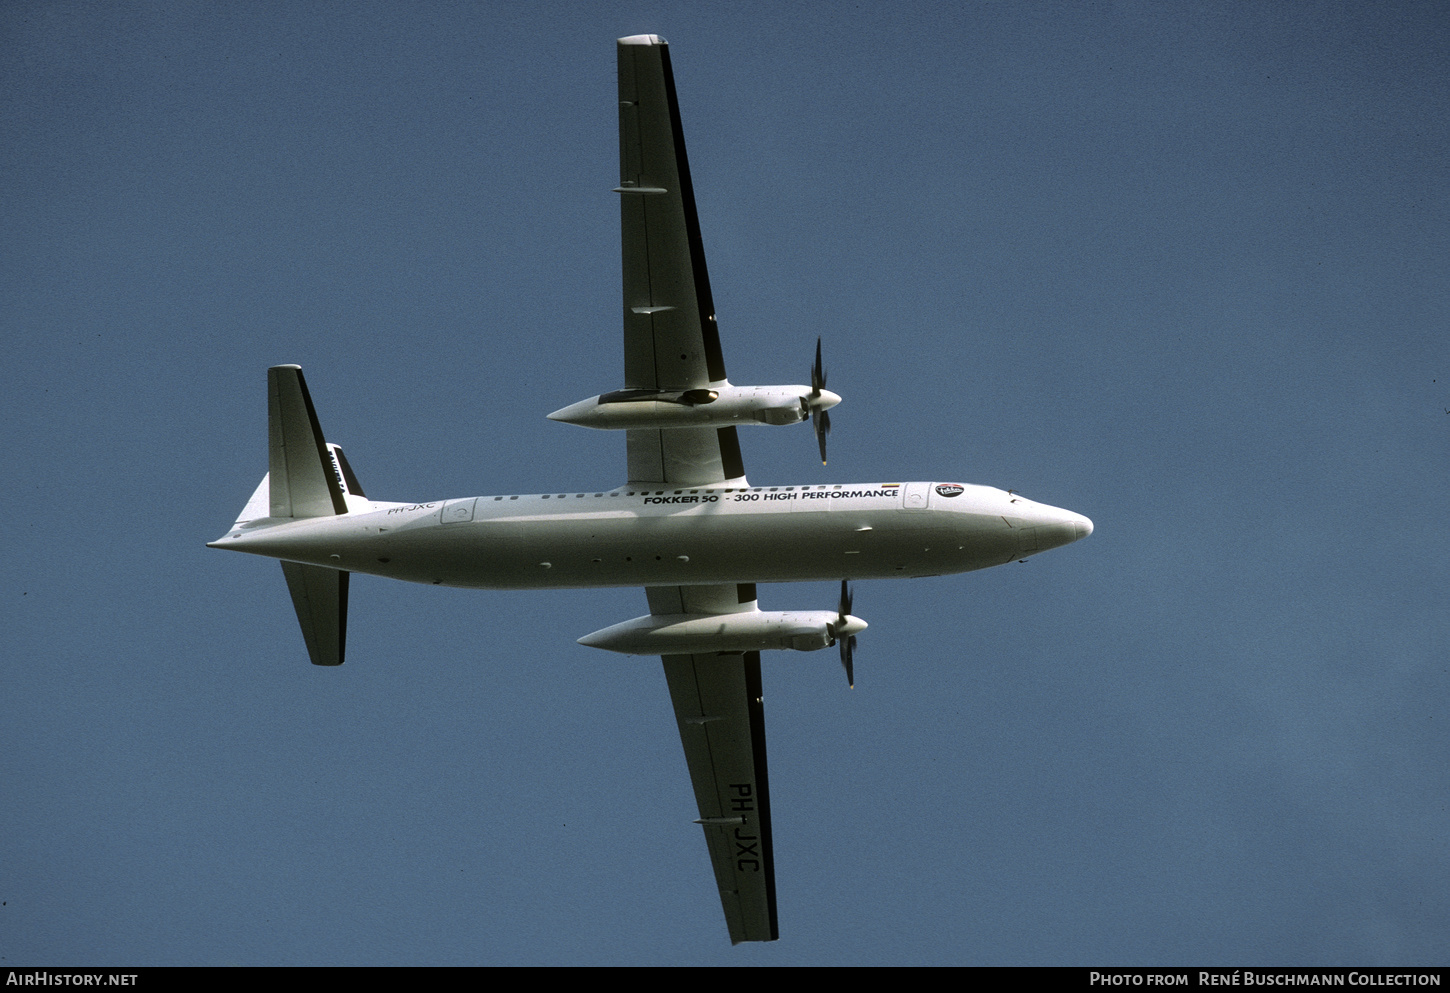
[618,37,775,941]
[617,34,746,489]
[617,33,723,393]
[647,585,778,944]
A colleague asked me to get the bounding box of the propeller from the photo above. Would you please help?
[829,579,858,688]
[808,337,831,465]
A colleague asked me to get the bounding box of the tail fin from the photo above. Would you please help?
[268,365,352,666]
[325,443,369,511]
[232,474,273,528]
[229,445,366,530]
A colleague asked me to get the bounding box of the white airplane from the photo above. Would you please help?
[209,34,1092,944]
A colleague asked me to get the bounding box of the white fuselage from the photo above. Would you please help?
[211,481,1092,590]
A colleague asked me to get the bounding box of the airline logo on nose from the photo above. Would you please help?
[935,483,964,498]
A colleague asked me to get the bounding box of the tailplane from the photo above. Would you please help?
[281,561,348,667]
[268,365,352,665]
[213,366,362,666]
[269,364,349,519]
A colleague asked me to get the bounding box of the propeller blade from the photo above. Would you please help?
[808,337,833,464]
[837,579,855,687]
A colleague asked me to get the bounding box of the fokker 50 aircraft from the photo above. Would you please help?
[210,35,1092,944]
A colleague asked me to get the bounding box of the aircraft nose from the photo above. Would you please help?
[1026,510,1093,554]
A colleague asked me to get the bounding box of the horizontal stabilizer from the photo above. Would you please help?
[280,562,348,666]
[269,365,347,519]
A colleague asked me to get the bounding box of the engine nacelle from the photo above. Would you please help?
[577,608,865,656]
[547,383,839,431]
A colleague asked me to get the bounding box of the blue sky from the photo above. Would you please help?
[4,0,1447,965]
